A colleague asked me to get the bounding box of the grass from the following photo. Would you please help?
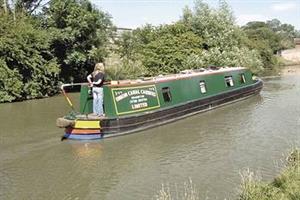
[154,178,199,200]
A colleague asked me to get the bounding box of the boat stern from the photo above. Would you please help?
[58,118,102,140]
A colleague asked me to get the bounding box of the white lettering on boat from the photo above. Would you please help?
[131,102,148,109]
[131,95,144,99]
[115,92,128,102]
[115,88,157,103]
[140,90,156,97]
[128,90,140,96]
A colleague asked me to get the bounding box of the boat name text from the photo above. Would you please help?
[115,89,156,102]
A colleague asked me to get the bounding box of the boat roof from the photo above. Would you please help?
[108,67,246,87]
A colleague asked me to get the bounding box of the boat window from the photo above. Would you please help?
[225,76,234,87]
[199,81,207,93]
[162,87,172,102]
[240,74,246,84]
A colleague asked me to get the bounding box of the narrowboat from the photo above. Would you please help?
[56,67,263,140]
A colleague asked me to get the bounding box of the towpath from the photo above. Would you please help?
[281,46,300,63]
[281,46,300,75]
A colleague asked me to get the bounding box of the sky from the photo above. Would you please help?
[90,0,300,30]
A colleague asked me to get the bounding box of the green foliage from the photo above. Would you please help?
[267,19,298,39]
[0,0,113,102]
[0,59,23,102]
[183,47,263,74]
[140,23,203,75]
[178,0,263,73]
[15,0,43,14]
[117,22,203,76]
[105,59,147,80]
[43,0,113,82]
[296,31,300,38]
[242,19,297,68]
[188,0,240,49]
[115,30,141,61]
[115,1,297,77]
[113,0,264,75]
[243,36,277,69]
[243,22,282,53]
[116,24,156,62]
[0,13,60,101]
[115,0,266,76]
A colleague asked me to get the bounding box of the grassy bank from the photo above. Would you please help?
[239,149,300,200]
[155,149,300,200]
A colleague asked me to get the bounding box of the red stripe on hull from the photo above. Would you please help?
[65,128,101,135]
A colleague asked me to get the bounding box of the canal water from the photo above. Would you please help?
[1,66,300,200]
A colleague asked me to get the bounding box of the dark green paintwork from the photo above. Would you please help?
[79,86,93,114]
[79,68,254,117]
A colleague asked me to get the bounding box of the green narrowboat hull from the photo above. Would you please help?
[100,78,262,138]
[57,67,263,140]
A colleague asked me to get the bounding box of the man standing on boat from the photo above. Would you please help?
[87,63,105,116]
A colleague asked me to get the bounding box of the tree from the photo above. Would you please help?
[115,0,265,75]
[266,19,281,32]
[139,23,203,75]
[179,0,263,73]
[42,0,113,82]
[186,0,241,49]
[242,19,297,68]
[243,22,282,53]
[246,19,297,51]
[267,19,297,38]
[117,22,204,76]
[0,59,23,102]
[0,13,60,102]
[115,31,139,61]
[15,0,46,14]
[295,30,300,38]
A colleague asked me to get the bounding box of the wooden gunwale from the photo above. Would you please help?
[107,67,244,88]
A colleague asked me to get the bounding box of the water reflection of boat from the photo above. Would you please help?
[71,142,103,158]
[57,67,263,140]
